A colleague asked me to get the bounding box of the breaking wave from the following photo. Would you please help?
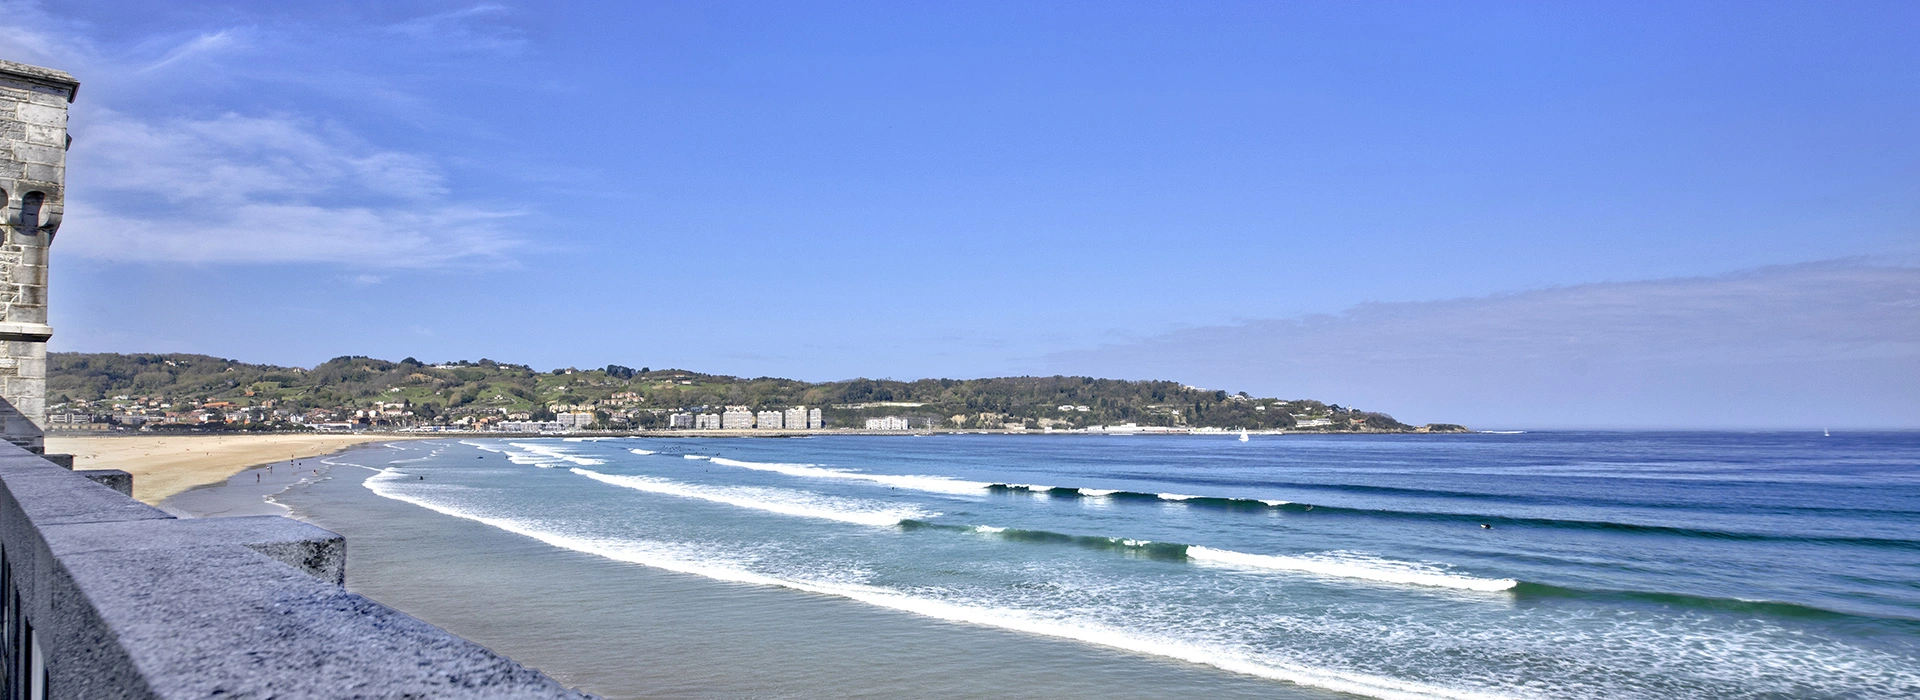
[462,440,608,467]
[698,456,992,496]
[898,521,1516,592]
[984,484,1920,548]
[361,467,1519,700]
[571,468,932,527]
[1185,547,1518,591]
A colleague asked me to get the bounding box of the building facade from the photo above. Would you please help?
[668,412,694,429]
[695,413,722,430]
[865,416,910,431]
[720,409,754,429]
[0,61,76,454]
[497,421,565,433]
[755,410,782,429]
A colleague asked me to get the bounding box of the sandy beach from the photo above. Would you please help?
[46,433,426,504]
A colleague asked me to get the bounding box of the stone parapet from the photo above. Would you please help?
[0,441,592,698]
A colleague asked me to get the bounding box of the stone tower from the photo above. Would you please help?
[0,60,76,454]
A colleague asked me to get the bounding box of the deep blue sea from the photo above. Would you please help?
[233,432,1920,699]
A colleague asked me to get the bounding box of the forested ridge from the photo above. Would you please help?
[48,352,1462,432]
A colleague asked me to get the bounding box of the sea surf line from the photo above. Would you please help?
[570,468,932,527]
[362,467,1521,700]
[894,520,1517,592]
[986,484,1920,549]
[461,440,609,468]
[567,465,1515,592]
[656,451,993,496]
[608,445,1916,552]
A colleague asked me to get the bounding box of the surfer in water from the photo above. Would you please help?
[1480,523,1493,529]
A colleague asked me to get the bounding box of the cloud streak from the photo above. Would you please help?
[0,1,529,268]
[1048,262,1920,428]
[60,111,522,267]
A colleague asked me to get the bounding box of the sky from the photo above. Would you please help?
[3,0,1915,428]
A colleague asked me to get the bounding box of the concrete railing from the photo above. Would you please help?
[0,442,591,699]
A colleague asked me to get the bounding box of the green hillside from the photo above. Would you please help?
[47,352,1458,432]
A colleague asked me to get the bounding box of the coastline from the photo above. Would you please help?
[163,439,1335,700]
[46,433,431,505]
[44,426,1471,506]
[152,433,1920,698]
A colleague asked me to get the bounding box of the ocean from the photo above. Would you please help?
[174,432,1920,699]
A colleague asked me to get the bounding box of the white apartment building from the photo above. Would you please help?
[668,412,695,429]
[865,416,910,431]
[721,409,755,429]
[695,413,722,430]
[498,421,566,433]
[557,411,596,429]
[756,410,783,429]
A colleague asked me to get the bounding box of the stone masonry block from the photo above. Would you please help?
[75,469,129,496]
[16,102,64,126]
[22,162,58,181]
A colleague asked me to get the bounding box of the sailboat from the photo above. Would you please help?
[1824,427,1831,437]
[1238,429,1250,442]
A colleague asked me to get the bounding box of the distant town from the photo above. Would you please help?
[46,353,1470,435]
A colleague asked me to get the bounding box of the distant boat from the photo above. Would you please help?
[1824,427,1831,437]
[1238,429,1250,443]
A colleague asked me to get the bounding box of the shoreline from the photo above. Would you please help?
[54,427,1463,438]
[46,433,432,505]
[186,439,1335,700]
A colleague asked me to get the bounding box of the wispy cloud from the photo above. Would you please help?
[0,1,530,268]
[1049,262,1920,428]
[60,111,521,267]
[135,30,242,73]
[385,4,525,53]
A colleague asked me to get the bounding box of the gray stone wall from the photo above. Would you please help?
[0,60,75,454]
[0,443,593,699]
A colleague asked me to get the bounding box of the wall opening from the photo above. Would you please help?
[18,192,42,230]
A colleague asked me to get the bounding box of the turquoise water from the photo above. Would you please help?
[256,433,1918,698]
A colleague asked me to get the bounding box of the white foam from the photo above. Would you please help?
[1259,499,1290,506]
[630,449,658,455]
[507,442,607,466]
[684,455,709,460]
[359,468,1516,700]
[1007,483,1055,492]
[1079,488,1120,497]
[974,525,1006,533]
[1186,547,1518,592]
[706,457,990,496]
[571,468,931,527]
[1158,493,1199,501]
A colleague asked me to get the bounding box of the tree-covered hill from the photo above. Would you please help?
[47,352,1457,432]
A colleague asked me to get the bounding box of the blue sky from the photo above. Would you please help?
[5,1,1916,427]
